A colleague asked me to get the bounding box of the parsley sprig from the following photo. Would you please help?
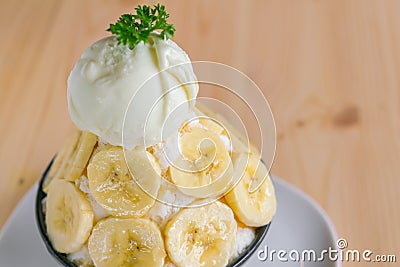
[107,4,175,49]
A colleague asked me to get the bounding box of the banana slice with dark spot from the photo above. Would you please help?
[87,146,161,218]
[165,201,237,267]
[88,217,166,267]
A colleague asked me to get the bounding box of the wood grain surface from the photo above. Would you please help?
[1,0,399,265]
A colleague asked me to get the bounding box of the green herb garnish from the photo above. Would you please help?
[107,4,175,49]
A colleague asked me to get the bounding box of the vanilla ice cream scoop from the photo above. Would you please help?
[68,35,198,148]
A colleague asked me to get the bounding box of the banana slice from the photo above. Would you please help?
[87,146,161,217]
[88,217,166,267]
[64,131,98,181]
[44,130,97,191]
[43,130,80,192]
[169,127,233,198]
[165,201,237,267]
[225,153,277,227]
[197,117,225,135]
[194,105,251,154]
[46,179,94,253]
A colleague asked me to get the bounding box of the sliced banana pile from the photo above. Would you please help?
[44,122,277,267]
[44,131,164,262]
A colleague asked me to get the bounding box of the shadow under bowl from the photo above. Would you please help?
[35,159,271,267]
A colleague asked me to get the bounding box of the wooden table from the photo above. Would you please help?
[1,0,399,265]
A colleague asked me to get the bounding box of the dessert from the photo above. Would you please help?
[40,4,276,267]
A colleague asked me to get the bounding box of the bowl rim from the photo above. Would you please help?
[35,159,271,267]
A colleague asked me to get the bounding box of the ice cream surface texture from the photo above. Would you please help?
[68,34,198,148]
